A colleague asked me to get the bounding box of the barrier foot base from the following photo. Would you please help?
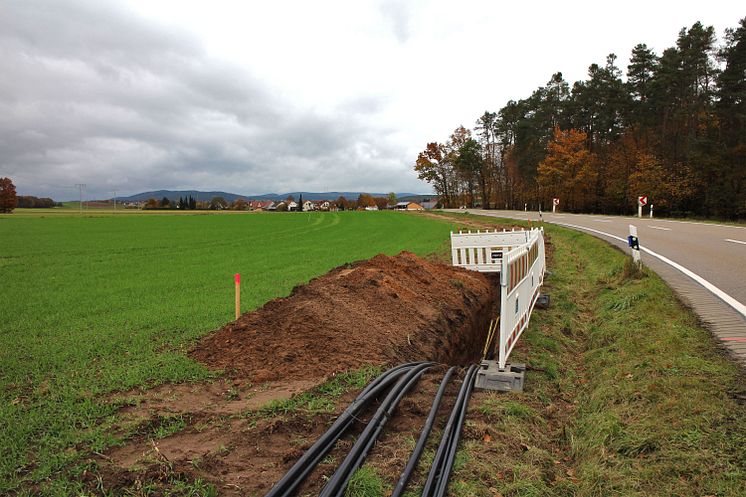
[474,361,525,392]
[536,294,550,309]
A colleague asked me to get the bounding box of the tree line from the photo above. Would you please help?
[415,18,746,219]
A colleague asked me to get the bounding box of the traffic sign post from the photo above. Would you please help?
[552,197,559,214]
[638,195,648,218]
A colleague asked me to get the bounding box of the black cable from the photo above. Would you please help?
[318,362,433,497]
[262,363,417,497]
[390,367,456,497]
[420,365,478,497]
[433,365,478,497]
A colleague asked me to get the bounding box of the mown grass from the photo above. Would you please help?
[0,211,456,495]
[442,212,746,496]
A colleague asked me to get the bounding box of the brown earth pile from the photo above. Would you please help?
[191,251,498,382]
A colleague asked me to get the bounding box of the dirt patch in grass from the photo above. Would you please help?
[191,251,499,383]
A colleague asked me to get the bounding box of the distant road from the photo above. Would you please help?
[448,209,746,366]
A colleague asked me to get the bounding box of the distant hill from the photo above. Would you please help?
[115,190,432,203]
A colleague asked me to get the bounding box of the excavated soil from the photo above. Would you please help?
[191,251,499,383]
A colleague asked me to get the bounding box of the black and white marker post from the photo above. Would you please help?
[628,225,641,266]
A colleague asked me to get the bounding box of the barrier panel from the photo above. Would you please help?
[451,228,545,368]
[450,228,534,273]
[498,229,544,368]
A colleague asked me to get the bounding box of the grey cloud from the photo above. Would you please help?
[0,0,426,200]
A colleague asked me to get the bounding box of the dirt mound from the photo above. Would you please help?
[191,252,497,382]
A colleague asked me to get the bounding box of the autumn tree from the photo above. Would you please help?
[537,127,598,211]
[415,142,452,207]
[373,197,388,210]
[387,192,397,206]
[357,193,375,208]
[0,177,18,213]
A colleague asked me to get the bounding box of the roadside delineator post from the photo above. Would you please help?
[234,273,241,320]
[628,225,641,266]
[650,204,654,218]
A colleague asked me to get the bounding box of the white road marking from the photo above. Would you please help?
[595,219,612,223]
[725,238,746,246]
[554,222,746,320]
[649,226,671,231]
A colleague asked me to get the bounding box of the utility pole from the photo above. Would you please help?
[113,190,117,212]
[75,184,86,214]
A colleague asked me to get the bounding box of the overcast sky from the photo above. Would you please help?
[1,0,743,200]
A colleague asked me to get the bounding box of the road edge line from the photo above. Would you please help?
[554,221,746,320]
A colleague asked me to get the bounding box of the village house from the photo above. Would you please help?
[394,201,424,211]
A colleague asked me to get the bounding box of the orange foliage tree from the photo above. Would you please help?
[537,127,598,211]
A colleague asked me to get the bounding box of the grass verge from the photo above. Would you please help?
[439,212,746,496]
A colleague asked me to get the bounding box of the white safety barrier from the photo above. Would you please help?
[450,228,535,272]
[451,228,545,368]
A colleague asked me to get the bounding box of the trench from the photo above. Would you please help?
[428,273,501,367]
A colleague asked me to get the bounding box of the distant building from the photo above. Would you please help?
[287,201,298,211]
[302,200,315,212]
[364,205,379,211]
[420,198,439,210]
[395,202,424,211]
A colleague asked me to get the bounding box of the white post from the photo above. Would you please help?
[638,204,642,218]
[552,203,556,214]
[650,205,653,218]
[629,225,641,266]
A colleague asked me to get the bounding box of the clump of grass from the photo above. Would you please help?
[151,415,188,439]
[345,466,384,497]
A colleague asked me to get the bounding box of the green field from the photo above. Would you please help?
[0,211,456,494]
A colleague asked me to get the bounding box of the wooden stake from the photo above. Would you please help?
[234,273,241,320]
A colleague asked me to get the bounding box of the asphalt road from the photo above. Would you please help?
[449,209,746,366]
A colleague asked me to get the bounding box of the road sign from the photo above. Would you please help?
[638,195,648,206]
[552,198,560,206]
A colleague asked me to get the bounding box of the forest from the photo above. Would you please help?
[415,18,746,219]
